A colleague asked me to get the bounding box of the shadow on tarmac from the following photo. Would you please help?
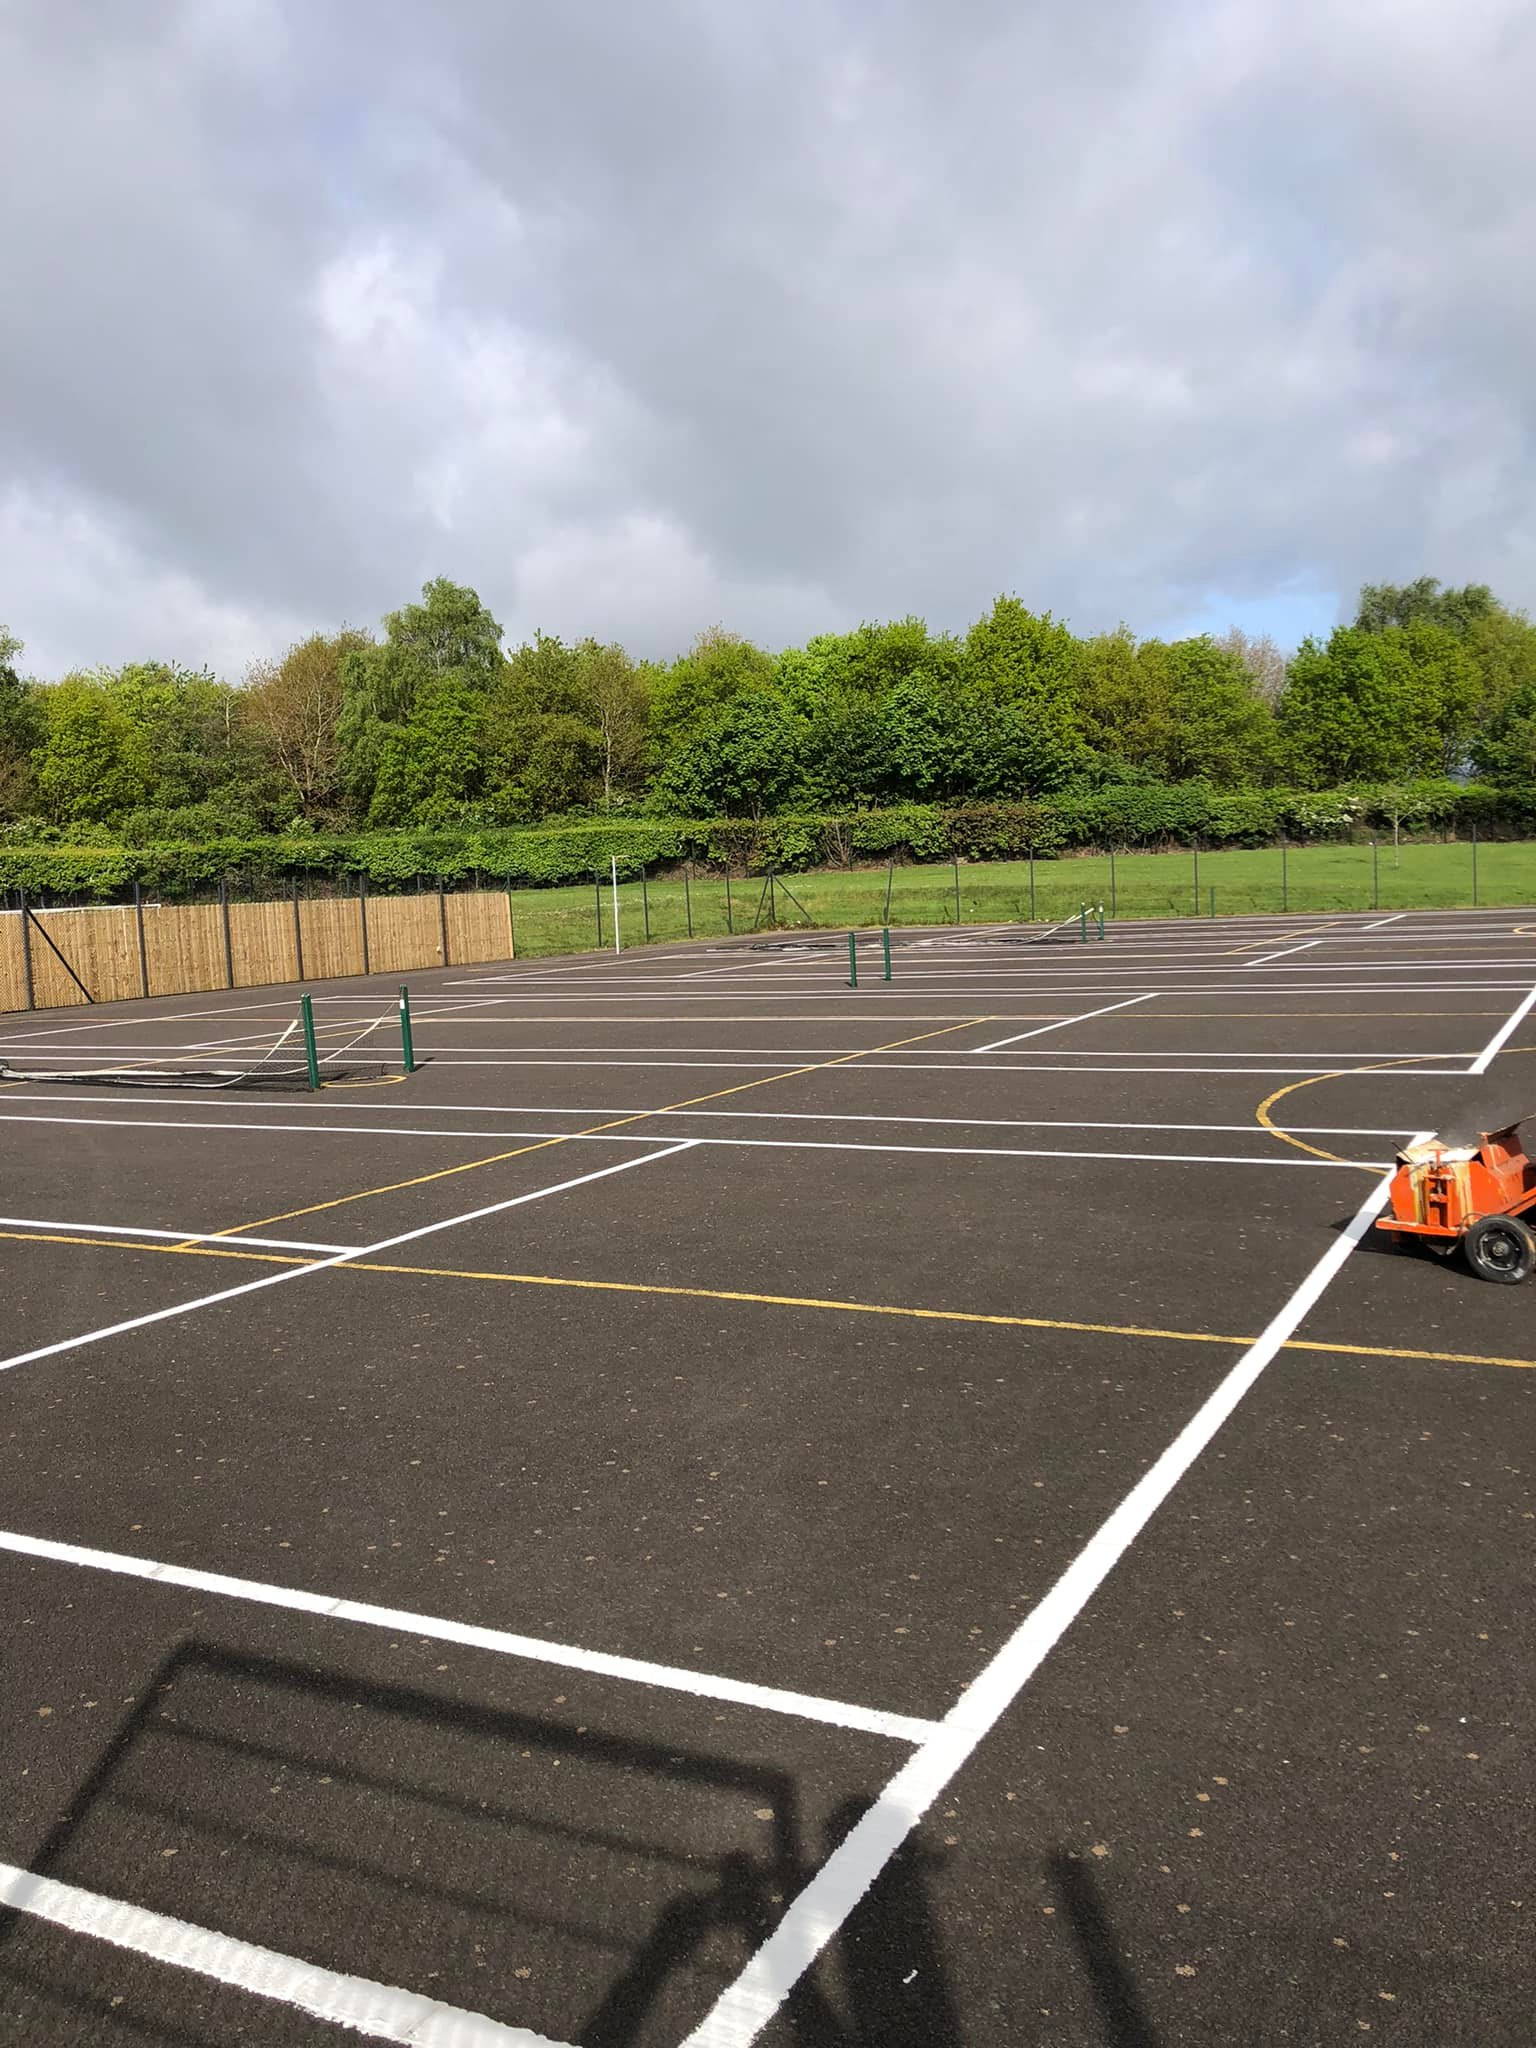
[0,1640,963,2048]
[1049,1850,1163,2048]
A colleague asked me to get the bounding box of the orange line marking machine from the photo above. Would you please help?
[1377,1119,1536,1283]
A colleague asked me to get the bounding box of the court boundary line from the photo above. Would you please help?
[1468,978,1536,1073]
[971,992,1158,1052]
[679,1150,1419,2048]
[0,1529,938,1744]
[0,1857,564,2047]
[0,1143,698,1380]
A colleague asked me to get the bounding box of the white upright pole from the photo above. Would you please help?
[611,856,621,954]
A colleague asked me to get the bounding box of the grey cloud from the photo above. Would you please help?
[2,0,1532,679]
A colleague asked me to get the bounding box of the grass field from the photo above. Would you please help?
[507,835,1536,957]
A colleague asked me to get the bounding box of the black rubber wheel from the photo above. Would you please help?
[1463,1213,1536,1285]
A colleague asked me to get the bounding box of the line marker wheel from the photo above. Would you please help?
[1463,1212,1536,1285]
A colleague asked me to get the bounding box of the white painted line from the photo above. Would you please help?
[682,1149,1419,2048]
[0,1216,347,1254]
[1245,940,1321,966]
[0,1114,1387,1169]
[971,992,1158,1052]
[0,1143,698,1380]
[0,1528,938,1744]
[1362,912,1408,930]
[1468,979,1536,1074]
[0,1100,1419,1136]
[0,1858,561,2046]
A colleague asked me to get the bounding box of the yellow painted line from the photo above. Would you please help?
[200,1014,997,1241]
[4,1227,1534,1370]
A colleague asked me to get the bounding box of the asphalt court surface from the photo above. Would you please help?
[1,907,1533,2046]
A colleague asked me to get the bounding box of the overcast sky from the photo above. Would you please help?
[2,0,1532,681]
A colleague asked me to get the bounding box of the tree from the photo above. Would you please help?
[0,626,40,818]
[1144,637,1278,786]
[647,628,776,751]
[1217,626,1288,704]
[339,578,504,817]
[1356,577,1497,638]
[33,677,153,824]
[243,629,373,818]
[581,642,648,809]
[366,672,490,826]
[647,693,806,817]
[959,597,1085,791]
[1276,627,1448,785]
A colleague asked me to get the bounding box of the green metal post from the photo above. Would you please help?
[1109,848,1116,920]
[953,855,961,925]
[1372,838,1379,910]
[684,862,693,938]
[847,931,858,987]
[884,860,895,923]
[725,870,734,934]
[1472,824,1479,905]
[1281,836,1288,911]
[1079,902,1087,942]
[1097,903,1106,939]
[301,992,321,1091]
[399,984,417,1074]
[882,926,892,981]
[1028,846,1036,921]
[641,864,651,942]
[1192,844,1200,917]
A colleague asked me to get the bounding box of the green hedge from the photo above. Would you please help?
[3,779,1533,900]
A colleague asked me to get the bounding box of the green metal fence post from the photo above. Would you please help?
[1028,845,1036,921]
[725,870,734,934]
[641,864,651,943]
[1097,903,1106,939]
[301,992,321,1091]
[1472,823,1479,905]
[884,860,895,923]
[1109,848,1116,920]
[953,854,962,925]
[684,861,693,938]
[1372,838,1379,910]
[847,931,858,987]
[768,873,777,926]
[1281,835,1288,911]
[1079,902,1087,941]
[594,872,603,948]
[882,926,892,981]
[398,984,417,1074]
[1192,844,1199,917]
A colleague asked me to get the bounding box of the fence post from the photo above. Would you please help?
[291,878,305,981]
[882,927,892,981]
[611,856,621,954]
[1028,846,1036,921]
[1281,835,1288,912]
[594,871,603,948]
[300,992,321,1091]
[884,859,895,923]
[1079,902,1088,942]
[684,862,693,938]
[220,877,235,989]
[1472,823,1479,906]
[1371,838,1379,910]
[504,881,516,961]
[641,864,650,943]
[438,881,450,966]
[847,931,858,987]
[18,886,35,1010]
[1192,844,1199,917]
[1098,903,1106,939]
[134,878,151,998]
[952,854,961,926]
[358,873,371,977]
[1109,848,1116,920]
[398,984,417,1073]
[725,870,734,934]
[768,873,777,926]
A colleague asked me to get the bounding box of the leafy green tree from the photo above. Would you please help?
[1277,627,1454,785]
[958,597,1085,792]
[0,627,41,817]
[33,677,154,824]
[339,579,504,817]
[648,693,806,816]
[1141,637,1278,786]
[367,673,490,826]
[1356,577,1497,638]
[647,627,776,752]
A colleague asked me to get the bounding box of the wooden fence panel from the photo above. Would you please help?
[1,888,515,1014]
[227,901,300,990]
[445,891,515,966]
[363,896,442,977]
[140,902,229,999]
[298,896,366,983]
